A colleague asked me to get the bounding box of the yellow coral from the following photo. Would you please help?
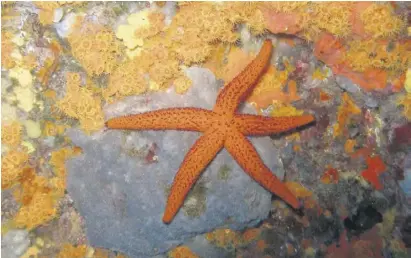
[344,40,410,73]
[262,1,309,14]
[312,67,329,80]
[389,239,408,256]
[311,2,353,37]
[42,121,66,137]
[57,73,105,133]
[34,2,60,25]
[378,208,396,237]
[68,21,122,76]
[169,2,265,65]
[1,121,22,147]
[205,228,243,249]
[148,60,180,89]
[116,10,150,49]
[1,31,16,69]
[174,74,192,95]
[134,12,166,40]
[57,243,88,258]
[1,149,29,189]
[271,102,305,141]
[13,168,49,204]
[333,92,361,137]
[168,245,199,258]
[251,66,288,97]
[21,53,38,71]
[242,228,261,243]
[244,9,267,36]
[271,102,304,117]
[13,188,57,230]
[360,3,405,38]
[20,246,40,258]
[397,93,411,120]
[50,147,82,180]
[103,58,148,102]
[405,69,411,93]
[9,165,66,230]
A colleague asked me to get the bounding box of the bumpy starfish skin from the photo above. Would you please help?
[106,108,215,132]
[106,40,315,224]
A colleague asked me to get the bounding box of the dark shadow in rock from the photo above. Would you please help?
[344,204,383,239]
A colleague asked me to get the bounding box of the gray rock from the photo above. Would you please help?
[364,96,379,108]
[335,75,361,93]
[399,152,411,199]
[66,67,285,257]
[1,230,30,258]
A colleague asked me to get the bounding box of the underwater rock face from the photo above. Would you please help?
[1,230,30,258]
[66,67,285,257]
[399,152,411,199]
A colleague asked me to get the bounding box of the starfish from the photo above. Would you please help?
[106,40,315,224]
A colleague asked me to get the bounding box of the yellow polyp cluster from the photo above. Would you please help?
[116,8,169,54]
[389,239,408,256]
[12,168,58,230]
[333,92,362,137]
[344,40,376,72]
[360,3,405,38]
[21,53,38,71]
[345,40,397,72]
[1,150,29,189]
[149,60,180,89]
[346,40,410,73]
[1,31,16,69]
[271,102,304,117]
[68,22,122,76]
[205,228,243,249]
[103,59,148,102]
[169,2,266,65]
[221,3,268,36]
[262,1,309,14]
[168,245,199,258]
[250,66,288,97]
[173,39,214,65]
[20,246,41,258]
[397,94,411,120]
[241,228,261,244]
[50,147,81,177]
[272,103,305,141]
[42,120,67,137]
[310,2,353,38]
[312,67,329,81]
[244,9,267,36]
[57,73,105,133]
[8,147,81,230]
[174,74,192,94]
[13,193,56,230]
[13,168,49,205]
[1,121,22,147]
[134,12,166,40]
[34,1,60,25]
[56,243,88,258]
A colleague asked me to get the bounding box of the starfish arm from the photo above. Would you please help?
[214,40,273,115]
[106,107,215,132]
[234,114,315,135]
[224,129,300,209]
[163,129,225,223]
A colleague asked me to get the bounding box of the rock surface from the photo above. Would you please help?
[66,67,286,257]
[1,230,30,258]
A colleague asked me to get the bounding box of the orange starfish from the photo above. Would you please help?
[106,40,315,224]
